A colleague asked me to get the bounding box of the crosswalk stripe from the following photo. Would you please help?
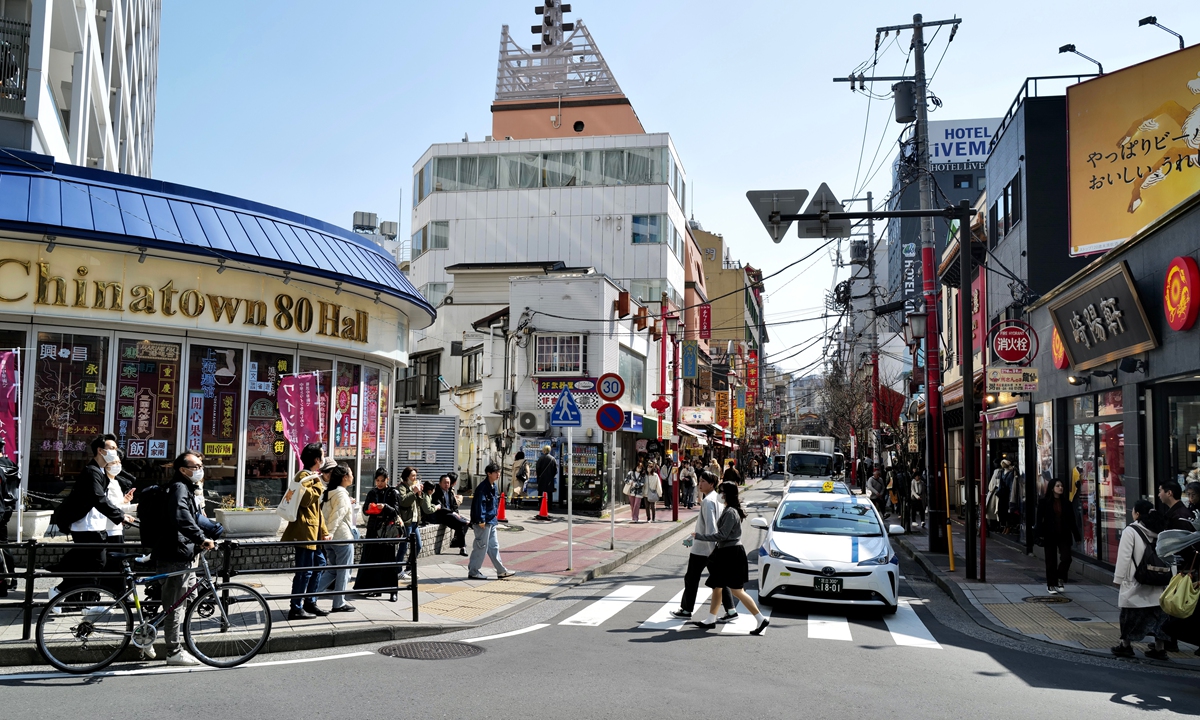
[722,590,770,635]
[807,614,853,641]
[639,589,712,630]
[883,600,941,649]
[561,585,654,627]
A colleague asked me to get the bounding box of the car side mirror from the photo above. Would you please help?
[750,517,769,530]
[888,524,905,535]
[767,500,780,509]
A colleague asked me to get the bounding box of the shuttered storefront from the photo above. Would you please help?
[390,413,459,485]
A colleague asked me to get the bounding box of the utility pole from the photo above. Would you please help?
[958,199,977,580]
[867,191,880,473]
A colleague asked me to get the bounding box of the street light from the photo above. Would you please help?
[1139,16,1185,50]
[1059,44,1103,74]
[1067,374,1091,387]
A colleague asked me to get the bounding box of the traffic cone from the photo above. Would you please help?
[536,492,550,520]
[497,493,509,523]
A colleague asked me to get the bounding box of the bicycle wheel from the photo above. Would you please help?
[37,586,132,674]
[183,582,272,668]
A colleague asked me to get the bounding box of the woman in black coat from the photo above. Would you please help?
[1035,478,1081,594]
[354,468,402,597]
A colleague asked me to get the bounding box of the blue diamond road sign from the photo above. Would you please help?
[549,386,582,427]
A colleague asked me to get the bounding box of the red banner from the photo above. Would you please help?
[746,352,759,406]
[0,351,17,462]
[278,373,323,461]
[698,304,711,340]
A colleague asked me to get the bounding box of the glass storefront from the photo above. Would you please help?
[115,338,182,490]
[245,349,292,508]
[186,344,244,508]
[1070,390,1125,564]
[1167,392,1200,485]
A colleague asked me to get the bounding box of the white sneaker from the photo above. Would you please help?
[165,650,201,667]
[47,586,61,615]
[141,645,157,660]
[398,571,410,580]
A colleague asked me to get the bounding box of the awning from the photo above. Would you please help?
[982,402,1029,422]
[678,424,705,438]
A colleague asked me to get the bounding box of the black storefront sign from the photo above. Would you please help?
[712,363,730,392]
[1047,261,1157,371]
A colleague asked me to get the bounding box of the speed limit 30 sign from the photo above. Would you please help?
[596,372,625,402]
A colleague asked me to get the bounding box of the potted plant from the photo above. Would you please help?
[6,501,53,539]
[213,496,284,538]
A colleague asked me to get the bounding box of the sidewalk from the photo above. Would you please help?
[895,519,1200,670]
[0,501,701,666]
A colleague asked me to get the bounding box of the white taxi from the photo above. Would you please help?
[751,490,903,614]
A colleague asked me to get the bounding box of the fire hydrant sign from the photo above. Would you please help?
[986,366,1038,392]
[992,325,1034,364]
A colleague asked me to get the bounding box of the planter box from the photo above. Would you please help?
[214,508,283,538]
[6,510,53,540]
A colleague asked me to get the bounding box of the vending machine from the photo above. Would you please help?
[558,441,606,515]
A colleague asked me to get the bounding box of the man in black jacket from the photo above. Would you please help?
[52,434,133,594]
[535,445,558,513]
[430,474,469,555]
[151,451,216,667]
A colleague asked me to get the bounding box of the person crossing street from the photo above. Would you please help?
[669,470,736,622]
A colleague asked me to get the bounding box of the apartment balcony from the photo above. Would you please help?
[0,18,30,117]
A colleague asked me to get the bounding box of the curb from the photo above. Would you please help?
[893,535,1195,673]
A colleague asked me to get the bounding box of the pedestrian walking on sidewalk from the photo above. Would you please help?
[642,460,663,523]
[468,463,513,580]
[723,460,743,487]
[536,445,558,514]
[317,464,358,613]
[1035,478,1081,594]
[910,467,926,528]
[866,468,886,517]
[1159,480,1193,531]
[281,443,331,621]
[679,460,697,509]
[670,470,736,622]
[355,468,401,596]
[1112,500,1170,660]
[625,457,647,522]
[690,482,769,635]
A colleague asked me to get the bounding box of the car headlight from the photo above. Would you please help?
[768,539,800,563]
[858,550,892,566]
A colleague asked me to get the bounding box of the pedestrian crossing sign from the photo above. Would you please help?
[549,386,582,427]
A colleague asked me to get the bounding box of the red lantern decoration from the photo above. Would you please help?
[1164,256,1200,332]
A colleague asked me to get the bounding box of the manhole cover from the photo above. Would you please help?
[1023,596,1072,604]
[378,641,485,660]
[497,524,525,532]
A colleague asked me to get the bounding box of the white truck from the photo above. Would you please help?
[784,435,842,480]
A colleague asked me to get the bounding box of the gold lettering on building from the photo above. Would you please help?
[129,285,155,314]
[93,281,123,311]
[0,259,30,302]
[340,316,356,340]
[317,301,341,337]
[179,289,204,318]
[160,280,179,316]
[294,297,313,333]
[243,300,267,326]
[35,262,67,306]
[73,266,88,307]
[207,295,242,323]
[273,294,294,331]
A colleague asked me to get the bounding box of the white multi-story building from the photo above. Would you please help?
[0,0,158,176]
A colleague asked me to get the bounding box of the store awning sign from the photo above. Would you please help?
[986,367,1038,393]
[1047,261,1157,371]
[681,406,715,424]
[1164,256,1200,332]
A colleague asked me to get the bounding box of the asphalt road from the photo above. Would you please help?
[3,477,1199,719]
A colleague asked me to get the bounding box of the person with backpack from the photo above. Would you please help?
[143,451,217,666]
[1112,499,1171,660]
[1035,478,1082,594]
[50,435,134,597]
[280,443,330,621]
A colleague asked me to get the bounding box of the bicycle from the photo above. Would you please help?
[36,550,272,673]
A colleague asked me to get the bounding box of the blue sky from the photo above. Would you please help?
[154,1,1191,374]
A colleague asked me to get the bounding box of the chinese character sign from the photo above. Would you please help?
[715,391,730,428]
[279,373,323,462]
[1048,262,1156,371]
[681,340,698,379]
[1067,44,1200,256]
[698,305,711,340]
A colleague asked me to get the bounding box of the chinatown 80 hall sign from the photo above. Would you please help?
[1047,261,1157,371]
[0,242,404,355]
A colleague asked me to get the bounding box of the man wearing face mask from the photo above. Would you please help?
[50,434,135,598]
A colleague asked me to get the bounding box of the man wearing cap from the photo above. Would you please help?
[535,444,558,514]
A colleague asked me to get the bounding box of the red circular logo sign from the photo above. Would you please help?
[1164,256,1200,332]
[993,326,1033,364]
[1051,328,1069,369]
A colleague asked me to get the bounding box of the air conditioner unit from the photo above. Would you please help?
[493,390,515,412]
[516,410,547,434]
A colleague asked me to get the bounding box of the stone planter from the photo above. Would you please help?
[6,509,53,540]
[214,508,283,538]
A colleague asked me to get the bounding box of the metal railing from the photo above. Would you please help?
[0,534,421,642]
[0,17,30,116]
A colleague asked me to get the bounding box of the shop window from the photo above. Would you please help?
[27,332,109,502]
[298,356,332,453]
[186,344,243,507]
[462,348,482,387]
[420,282,449,307]
[360,366,381,501]
[0,330,25,465]
[115,339,182,497]
[378,369,391,470]
[1069,390,1124,564]
[1035,401,1054,496]
[1168,394,1200,485]
[333,361,361,470]
[619,346,645,408]
[245,350,292,509]
[535,334,584,375]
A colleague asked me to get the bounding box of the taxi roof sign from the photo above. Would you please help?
[821,481,834,493]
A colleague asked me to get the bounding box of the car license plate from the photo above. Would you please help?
[813,577,842,594]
